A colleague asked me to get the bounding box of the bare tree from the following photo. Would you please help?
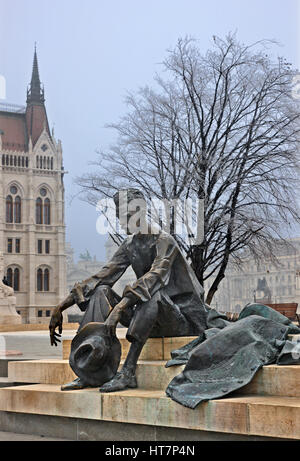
[76,33,300,304]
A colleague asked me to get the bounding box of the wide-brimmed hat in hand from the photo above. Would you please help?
[69,322,121,387]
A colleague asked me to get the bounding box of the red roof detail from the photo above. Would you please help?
[0,112,28,152]
[0,50,51,152]
[25,104,50,147]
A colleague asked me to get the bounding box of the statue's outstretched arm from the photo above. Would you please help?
[49,293,75,346]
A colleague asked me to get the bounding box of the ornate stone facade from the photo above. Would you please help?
[0,49,66,324]
[65,243,104,321]
[205,238,300,313]
[66,244,104,293]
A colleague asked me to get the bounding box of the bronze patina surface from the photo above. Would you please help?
[49,189,300,406]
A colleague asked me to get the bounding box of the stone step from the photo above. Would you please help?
[7,358,300,398]
[62,334,197,361]
[0,357,36,378]
[0,323,78,333]
[8,359,184,391]
[0,377,24,388]
[62,332,300,361]
[0,383,298,439]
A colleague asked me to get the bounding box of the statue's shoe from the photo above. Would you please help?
[61,377,89,391]
[99,371,137,393]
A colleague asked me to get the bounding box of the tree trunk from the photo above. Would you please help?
[190,243,205,288]
[205,271,226,305]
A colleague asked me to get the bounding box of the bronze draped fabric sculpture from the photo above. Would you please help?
[49,188,300,407]
[165,304,300,408]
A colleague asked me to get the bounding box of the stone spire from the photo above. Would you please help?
[25,45,50,146]
[26,44,45,105]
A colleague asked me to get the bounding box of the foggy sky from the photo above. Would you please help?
[0,0,299,261]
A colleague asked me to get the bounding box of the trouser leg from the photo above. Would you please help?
[63,285,121,391]
[78,285,121,331]
[121,293,160,375]
[99,293,161,391]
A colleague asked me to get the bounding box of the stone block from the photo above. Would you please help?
[162,336,196,360]
[0,384,299,438]
[0,297,21,325]
[63,334,196,361]
[0,385,101,420]
[237,365,300,398]
[229,395,300,440]
[8,358,300,399]
[0,411,77,440]
[8,359,76,385]
[0,324,78,333]
[8,359,184,391]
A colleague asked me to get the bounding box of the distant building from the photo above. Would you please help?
[67,237,135,296]
[105,237,135,296]
[0,48,66,324]
[66,244,104,292]
[205,238,300,313]
[66,243,105,321]
[65,237,136,321]
[69,234,300,319]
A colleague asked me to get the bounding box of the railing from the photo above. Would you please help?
[1,154,28,168]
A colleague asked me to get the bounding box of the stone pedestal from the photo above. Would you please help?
[0,252,21,325]
[0,297,21,325]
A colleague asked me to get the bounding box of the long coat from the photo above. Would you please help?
[71,230,208,336]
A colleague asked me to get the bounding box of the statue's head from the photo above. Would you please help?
[113,188,147,234]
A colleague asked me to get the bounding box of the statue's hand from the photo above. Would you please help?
[71,282,87,306]
[49,307,63,346]
[104,296,133,331]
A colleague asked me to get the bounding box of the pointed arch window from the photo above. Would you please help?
[6,267,20,291]
[44,198,51,225]
[14,196,21,223]
[6,187,22,223]
[37,268,43,291]
[37,268,50,292]
[36,198,43,224]
[44,268,49,291]
[6,195,13,223]
[36,189,51,225]
[6,268,13,287]
[13,268,20,291]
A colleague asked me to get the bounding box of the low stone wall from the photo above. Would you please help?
[0,323,78,333]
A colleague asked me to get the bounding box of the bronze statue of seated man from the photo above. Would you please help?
[49,189,208,392]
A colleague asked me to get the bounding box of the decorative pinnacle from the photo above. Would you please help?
[27,44,44,104]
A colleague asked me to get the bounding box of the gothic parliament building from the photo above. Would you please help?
[0,49,66,323]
